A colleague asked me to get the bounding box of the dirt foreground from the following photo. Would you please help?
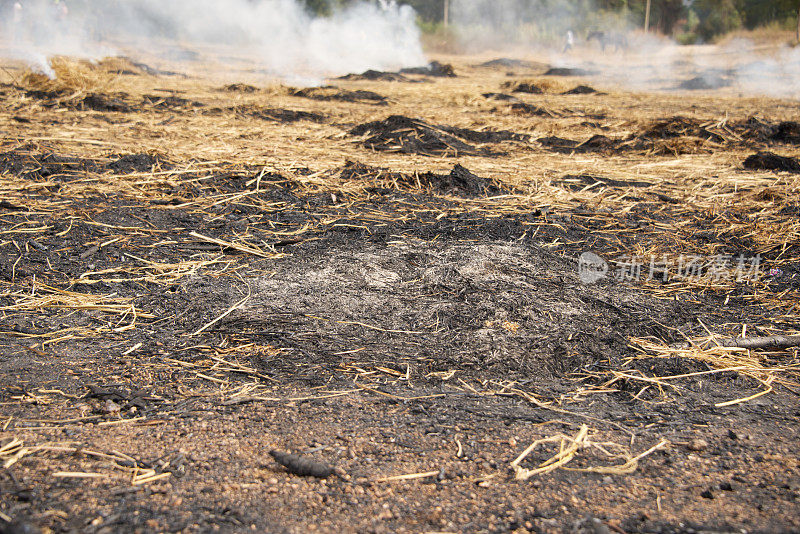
[0,48,799,533]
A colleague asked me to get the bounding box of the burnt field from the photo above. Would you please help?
[0,54,799,534]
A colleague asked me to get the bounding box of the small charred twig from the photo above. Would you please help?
[716,335,800,350]
[672,335,800,351]
[269,450,334,478]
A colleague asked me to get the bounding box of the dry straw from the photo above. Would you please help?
[0,437,170,485]
[510,424,668,480]
[1,55,798,402]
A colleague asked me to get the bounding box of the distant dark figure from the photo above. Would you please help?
[587,31,628,52]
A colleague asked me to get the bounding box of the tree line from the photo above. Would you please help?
[302,0,800,41]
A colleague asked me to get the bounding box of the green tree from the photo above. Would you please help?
[652,0,686,33]
[737,0,798,28]
[628,0,685,33]
[690,0,743,40]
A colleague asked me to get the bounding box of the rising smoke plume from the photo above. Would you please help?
[1,0,426,82]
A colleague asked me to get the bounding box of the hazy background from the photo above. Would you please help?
[0,0,426,80]
[1,0,799,96]
[432,0,800,98]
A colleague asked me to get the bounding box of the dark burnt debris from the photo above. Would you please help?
[399,61,456,77]
[337,70,411,82]
[742,118,800,145]
[22,88,133,112]
[108,153,171,174]
[678,70,734,90]
[744,152,800,173]
[142,94,204,110]
[336,62,455,82]
[269,450,334,478]
[117,57,183,77]
[0,147,101,179]
[17,83,207,113]
[290,86,388,105]
[219,83,260,93]
[442,124,529,144]
[641,117,726,143]
[97,56,184,77]
[339,160,507,197]
[86,384,158,411]
[424,164,506,197]
[0,147,172,178]
[538,134,616,154]
[483,92,522,103]
[511,102,561,117]
[476,58,541,70]
[562,85,601,95]
[0,519,42,534]
[0,200,25,211]
[771,121,800,144]
[210,106,325,124]
[249,108,325,123]
[77,93,132,112]
[348,115,529,157]
[536,117,800,157]
[543,66,598,77]
[519,115,800,156]
[639,116,800,150]
[502,81,544,94]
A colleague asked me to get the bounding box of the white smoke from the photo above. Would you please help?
[449,0,629,51]
[726,40,800,99]
[448,0,800,99]
[1,0,426,82]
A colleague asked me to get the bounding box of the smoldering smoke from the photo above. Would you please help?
[449,0,628,49]
[1,0,426,81]
[449,0,800,99]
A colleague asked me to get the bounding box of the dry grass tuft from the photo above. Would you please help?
[617,335,800,406]
[19,56,119,93]
[715,25,798,46]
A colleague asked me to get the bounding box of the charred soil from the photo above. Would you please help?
[0,54,798,534]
